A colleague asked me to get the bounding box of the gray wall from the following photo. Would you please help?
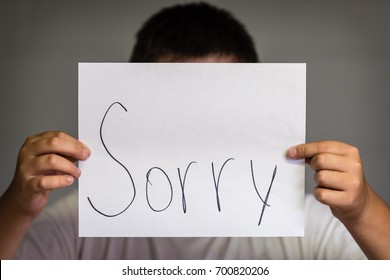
[1,0,389,205]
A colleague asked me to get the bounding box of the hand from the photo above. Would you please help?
[287,141,370,223]
[7,131,90,221]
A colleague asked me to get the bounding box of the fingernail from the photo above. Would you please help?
[67,176,74,185]
[76,168,81,177]
[287,147,297,158]
[82,147,90,159]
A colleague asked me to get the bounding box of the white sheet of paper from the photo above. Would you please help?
[78,63,306,237]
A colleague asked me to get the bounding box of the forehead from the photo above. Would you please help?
[156,54,238,63]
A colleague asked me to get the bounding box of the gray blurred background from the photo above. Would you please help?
[1,0,389,205]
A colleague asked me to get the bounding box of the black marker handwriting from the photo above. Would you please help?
[250,160,278,226]
[211,158,235,212]
[87,101,137,217]
[146,167,174,212]
[87,103,282,228]
[177,161,197,214]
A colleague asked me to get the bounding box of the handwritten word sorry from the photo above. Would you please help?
[87,102,277,226]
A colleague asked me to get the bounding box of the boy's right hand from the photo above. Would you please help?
[7,131,90,221]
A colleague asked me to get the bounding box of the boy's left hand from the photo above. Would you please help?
[287,141,370,223]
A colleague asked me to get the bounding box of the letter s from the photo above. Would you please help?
[87,102,136,217]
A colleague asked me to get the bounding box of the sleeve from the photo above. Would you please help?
[301,194,367,259]
[14,190,80,259]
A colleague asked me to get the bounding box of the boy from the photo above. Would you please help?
[1,2,389,259]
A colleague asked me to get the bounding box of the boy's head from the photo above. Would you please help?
[130,2,259,63]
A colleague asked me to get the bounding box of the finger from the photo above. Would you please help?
[25,131,81,145]
[24,134,90,161]
[313,186,343,207]
[30,174,75,191]
[313,186,358,210]
[309,153,352,172]
[313,170,348,191]
[287,141,353,159]
[30,154,81,178]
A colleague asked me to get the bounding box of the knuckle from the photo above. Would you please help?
[19,138,35,158]
[45,154,57,167]
[46,136,61,149]
[347,145,360,157]
[315,171,328,186]
[351,161,363,173]
[32,176,46,191]
[314,188,327,203]
[349,177,362,191]
[25,135,35,144]
[39,177,49,190]
[34,176,57,190]
[18,145,29,160]
[53,131,66,139]
[314,154,326,168]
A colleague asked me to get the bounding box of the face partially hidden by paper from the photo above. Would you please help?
[156,53,238,63]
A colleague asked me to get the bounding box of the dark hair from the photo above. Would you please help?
[130,2,259,62]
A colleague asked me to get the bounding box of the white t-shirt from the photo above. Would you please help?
[15,190,366,259]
